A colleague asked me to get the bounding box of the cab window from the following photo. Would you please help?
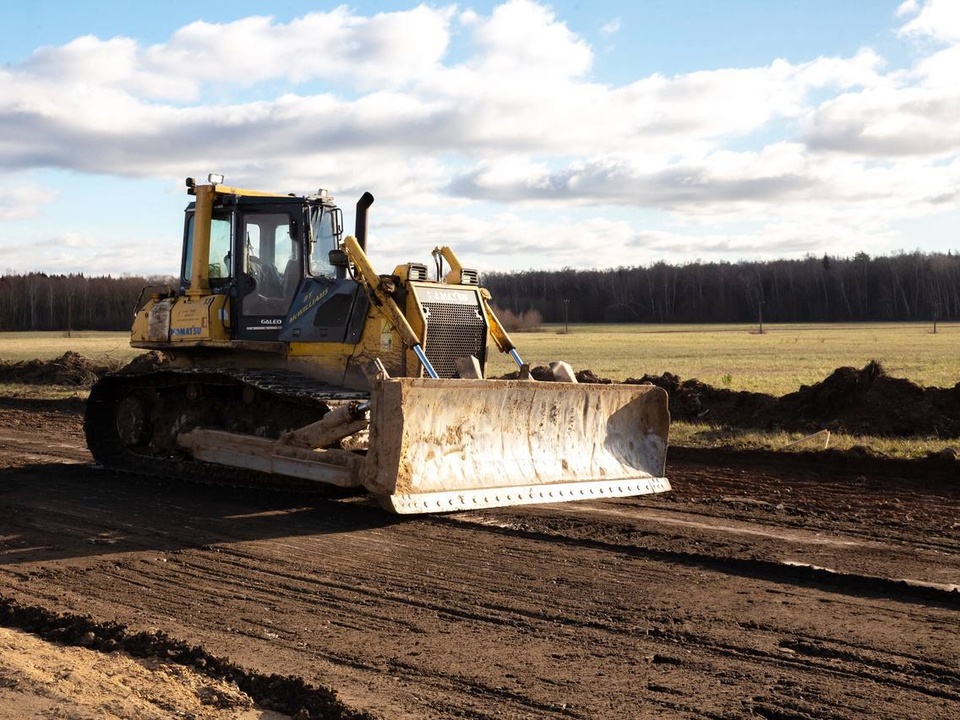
[208,216,232,279]
[182,213,232,289]
[309,207,338,278]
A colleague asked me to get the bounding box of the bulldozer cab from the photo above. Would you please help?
[180,191,346,342]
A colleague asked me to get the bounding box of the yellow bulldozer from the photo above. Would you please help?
[84,175,670,513]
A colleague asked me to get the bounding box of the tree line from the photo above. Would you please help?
[0,273,173,332]
[1,250,958,331]
[484,251,960,325]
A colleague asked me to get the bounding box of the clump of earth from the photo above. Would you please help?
[617,360,960,437]
[0,597,376,720]
[0,351,105,387]
[512,359,960,439]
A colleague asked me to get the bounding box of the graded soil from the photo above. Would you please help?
[0,359,958,718]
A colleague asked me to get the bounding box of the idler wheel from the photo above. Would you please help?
[115,394,150,448]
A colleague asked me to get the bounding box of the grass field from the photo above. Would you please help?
[0,331,142,365]
[668,423,956,460]
[485,322,960,395]
[2,323,959,395]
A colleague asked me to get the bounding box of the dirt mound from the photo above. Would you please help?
[614,361,960,438]
[0,351,171,388]
[622,371,779,427]
[0,351,109,387]
[775,361,960,436]
[117,350,171,374]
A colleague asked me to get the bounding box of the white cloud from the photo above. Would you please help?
[58,233,97,248]
[469,0,592,78]
[898,0,960,42]
[0,3,895,173]
[600,19,621,36]
[14,6,456,106]
[144,6,455,93]
[0,183,55,220]
[0,233,181,277]
[803,85,960,157]
[0,0,959,274]
[367,208,647,271]
[896,1,919,18]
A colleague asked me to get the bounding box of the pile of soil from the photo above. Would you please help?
[621,360,960,438]
[116,350,170,374]
[0,351,108,387]
[0,351,171,388]
[513,359,960,437]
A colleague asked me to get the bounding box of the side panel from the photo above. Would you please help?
[343,311,408,384]
[170,295,231,341]
[279,278,369,344]
[132,295,230,344]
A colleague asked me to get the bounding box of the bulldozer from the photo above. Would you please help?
[84,175,670,513]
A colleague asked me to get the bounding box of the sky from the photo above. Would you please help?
[1,0,959,277]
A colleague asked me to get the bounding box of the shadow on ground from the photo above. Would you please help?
[0,462,399,565]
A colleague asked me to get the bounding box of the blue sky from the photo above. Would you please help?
[1,0,958,277]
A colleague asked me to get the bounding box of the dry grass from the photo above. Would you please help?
[485,322,960,457]
[485,322,960,395]
[0,331,136,401]
[0,331,141,364]
[670,422,959,460]
[7,324,958,396]
[0,383,90,401]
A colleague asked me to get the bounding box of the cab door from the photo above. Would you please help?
[236,207,303,340]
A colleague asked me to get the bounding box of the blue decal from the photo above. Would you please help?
[171,326,204,337]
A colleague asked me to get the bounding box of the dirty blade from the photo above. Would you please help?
[361,378,670,514]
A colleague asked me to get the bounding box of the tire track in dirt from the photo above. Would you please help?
[4,487,615,716]
[2,406,960,718]
[441,507,960,604]
[668,450,960,546]
[5,482,959,718]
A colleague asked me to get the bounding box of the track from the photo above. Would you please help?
[1,398,959,719]
[84,368,368,492]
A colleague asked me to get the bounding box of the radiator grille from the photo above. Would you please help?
[419,291,487,378]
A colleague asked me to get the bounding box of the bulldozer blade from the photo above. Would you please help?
[361,378,670,514]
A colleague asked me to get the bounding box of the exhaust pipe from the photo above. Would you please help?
[355,192,374,251]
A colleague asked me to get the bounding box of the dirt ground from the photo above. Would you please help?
[0,385,958,719]
[0,625,290,720]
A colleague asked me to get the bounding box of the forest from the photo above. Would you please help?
[484,251,960,325]
[0,274,171,332]
[0,251,957,331]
